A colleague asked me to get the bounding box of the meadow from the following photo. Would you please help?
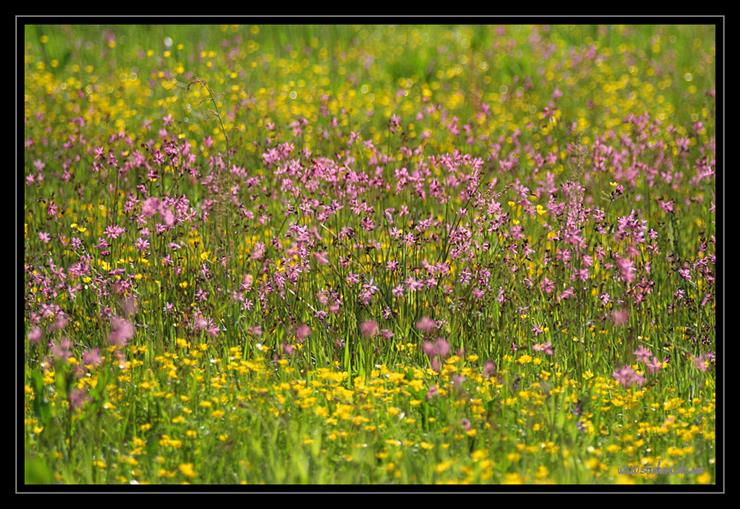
[23,24,717,485]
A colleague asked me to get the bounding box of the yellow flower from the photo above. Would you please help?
[503,472,524,484]
[435,461,453,474]
[178,463,197,478]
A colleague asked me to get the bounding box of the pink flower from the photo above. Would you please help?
[434,338,450,358]
[69,388,90,410]
[659,200,674,214]
[82,348,102,368]
[678,267,692,281]
[50,338,72,360]
[612,365,645,388]
[194,316,209,331]
[616,256,636,284]
[160,207,175,227]
[559,287,574,301]
[540,277,555,294]
[422,341,436,357]
[295,323,311,343]
[426,385,438,400]
[422,338,450,359]
[482,361,496,378]
[645,356,663,374]
[634,346,653,364]
[431,358,441,372]
[612,309,629,326]
[313,251,329,265]
[692,352,715,372]
[141,197,161,218]
[109,316,134,347]
[389,114,401,133]
[533,342,554,356]
[51,313,68,331]
[415,316,436,334]
[360,320,379,338]
[28,327,42,345]
[122,295,138,317]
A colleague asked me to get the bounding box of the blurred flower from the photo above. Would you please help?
[416,316,436,334]
[28,327,42,345]
[69,388,90,410]
[612,309,629,326]
[612,365,645,388]
[82,348,102,368]
[360,320,379,338]
[110,316,134,347]
[533,342,554,356]
[295,323,311,343]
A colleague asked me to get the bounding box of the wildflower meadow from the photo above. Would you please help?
[22,24,718,486]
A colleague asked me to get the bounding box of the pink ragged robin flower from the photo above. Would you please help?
[109,316,134,347]
[533,342,554,356]
[612,365,646,388]
[415,316,436,334]
[295,323,311,343]
[82,348,102,368]
[28,327,42,345]
[612,309,629,326]
[359,320,379,338]
[634,346,653,364]
[645,356,664,374]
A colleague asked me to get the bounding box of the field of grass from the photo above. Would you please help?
[23,24,717,485]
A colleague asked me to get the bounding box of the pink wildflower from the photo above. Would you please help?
[28,327,42,344]
[295,323,311,343]
[612,365,645,388]
[109,316,134,347]
[415,316,436,334]
[612,309,629,326]
[360,320,379,338]
[533,342,554,356]
[82,348,102,368]
[634,346,653,364]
